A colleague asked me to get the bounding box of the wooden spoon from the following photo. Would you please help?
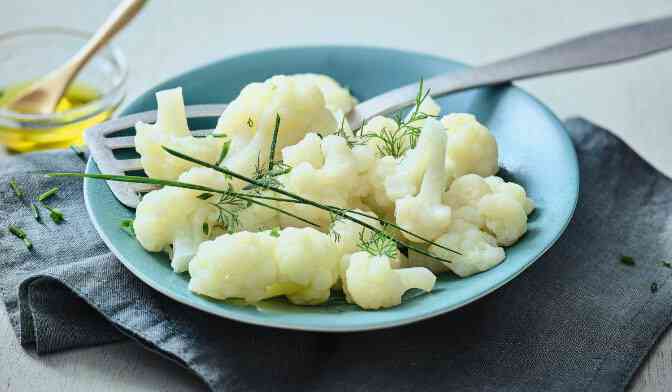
[5,0,147,114]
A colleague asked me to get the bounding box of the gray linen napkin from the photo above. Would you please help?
[1,118,671,391]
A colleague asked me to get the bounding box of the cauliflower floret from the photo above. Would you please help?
[274,227,340,305]
[279,135,361,228]
[133,168,228,272]
[478,193,527,246]
[428,220,505,277]
[135,88,224,180]
[395,119,452,241]
[364,156,398,217]
[383,116,442,200]
[444,174,492,208]
[485,176,535,215]
[293,73,358,115]
[442,113,498,178]
[345,252,436,310]
[282,132,324,168]
[360,96,440,157]
[214,75,337,182]
[134,167,278,272]
[188,231,278,302]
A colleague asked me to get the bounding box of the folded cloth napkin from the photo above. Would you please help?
[1,118,671,391]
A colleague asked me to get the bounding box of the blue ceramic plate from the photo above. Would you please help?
[84,46,579,332]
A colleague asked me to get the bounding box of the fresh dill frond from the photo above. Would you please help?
[8,225,32,249]
[269,227,281,238]
[197,192,214,200]
[247,117,254,128]
[70,145,87,162]
[37,187,59,202]
[120,219,135,237]
[209,185,250,233]
[366,78,438,158]
[31,203,41,222]
[358,228,397,259]
[620,255,635,266]
[202,222,210,236]
[363,125,408,159]
[9,178,24,199]
[335,116,367,148]
[42,203,64,224]
[662,261,672,268]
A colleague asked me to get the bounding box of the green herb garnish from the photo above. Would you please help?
[358,228,397,259]
[620,255,635,266]
[37,187,59,202]
[31,203,41,222]
[651,282,659,293]
[9,178,24,199]
[268,114,281,171]
[8,225,32,249]
[662,261,672,269]
[120,219,135,237]
[202,222,209,236]
[247,117,254,128]
[269,227,281,238]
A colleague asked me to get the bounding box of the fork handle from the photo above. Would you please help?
[348,15,672,127]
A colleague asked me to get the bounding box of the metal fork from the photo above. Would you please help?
[85,15,672,208]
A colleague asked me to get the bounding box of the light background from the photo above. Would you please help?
[1,1,672,391]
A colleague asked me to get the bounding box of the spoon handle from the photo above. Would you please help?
[348,15,672,127]
[61,0,147,82]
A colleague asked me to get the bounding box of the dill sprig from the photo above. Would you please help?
[38,187,59,202]
[160,147,460,263]
[244,116,291,192]
[9,178,24,199]
[358,228,397,259]
[363,78,437,158]
[8,225,32,249]
[209,185,250,233]
[334,115,367,148]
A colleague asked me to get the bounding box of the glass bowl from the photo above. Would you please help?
[0,27,127,152]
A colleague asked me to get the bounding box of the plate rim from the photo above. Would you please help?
[84,45,579,332]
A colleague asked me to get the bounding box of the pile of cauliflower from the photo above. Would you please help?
[132,73,534,310]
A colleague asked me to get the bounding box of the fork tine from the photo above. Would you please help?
[84,104,228,209]
[115,159,143,171]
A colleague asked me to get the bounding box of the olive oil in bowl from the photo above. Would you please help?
[0,82,113,152]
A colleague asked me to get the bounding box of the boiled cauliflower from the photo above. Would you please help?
[134,168,228,272]
[428,220,505,277]
[478,193,528,246]
[278,134,362,228]
[273,227,341,305]
[134,168,278,272]
[214,75,337,184]
[345,252,436,309]
[135,88,225,180]
[188,231,278,302]
[293,73,358,116]
[394,119,452,241]
[442,113,498,178]
[484,176,535,215]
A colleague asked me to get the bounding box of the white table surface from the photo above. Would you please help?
[2,1,672,391]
